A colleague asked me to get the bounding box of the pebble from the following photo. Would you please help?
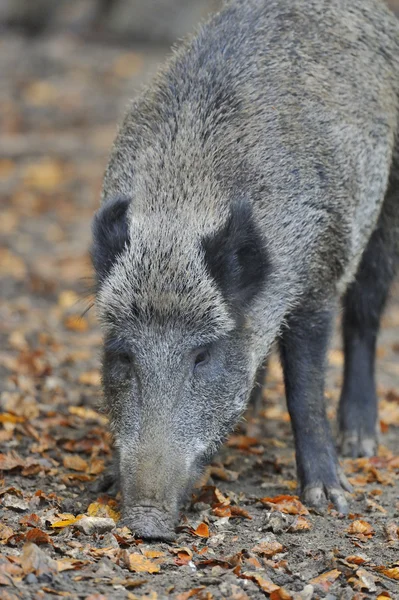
[75,516,115,535]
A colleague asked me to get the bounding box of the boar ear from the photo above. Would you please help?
[202,201,269,311]
[91,197,131,284]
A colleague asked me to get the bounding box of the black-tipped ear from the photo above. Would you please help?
[91,197,131,284]
[202,201,269,311]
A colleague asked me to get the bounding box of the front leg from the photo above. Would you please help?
[279,307,352,513]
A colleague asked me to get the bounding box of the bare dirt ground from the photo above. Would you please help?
[0,28,398,600]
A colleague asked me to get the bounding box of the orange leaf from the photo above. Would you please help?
[240,571,280,594]
[0,523,14,542]
[25,529,52,545]
[288,515,311,531]
[375,566,399,580]
[345,555,368,565]
[252,541,284,557]
[230,506,252,519]
[347,520,374,537]
[19,514,41,528]
[122,551,160,573]
[87,500,120,522]
[213,505,232,518]
[141,549,166,559]
[63,454,88,472]
[175,588,206,600]
[270,589,293,600]
[194,522,210,538]
[260,494,309,515]
[310,569,341,591]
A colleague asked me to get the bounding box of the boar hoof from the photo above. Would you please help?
[302,472,352,515]
[339,431,378,458]
[122,507,177,541]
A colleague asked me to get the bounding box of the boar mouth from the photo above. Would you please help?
[122,504,177,541]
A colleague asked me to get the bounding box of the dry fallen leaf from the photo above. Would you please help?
[252,541,284,557]
[25,529,52,545]
[122,551,161,574]
[347,520,374,538]
[260,495,309,516]
[0,524,14,543]
[310,569,341,591]
[288,515,311,531]
[19,542,58,577]
[175,588,207,600]
[63,454,88,472]
[374,565,399,580]
[240,571,280,594]
[87,500,120,522]
[193,522,210,538]
[51,515,84,529]
[385,521,399,543]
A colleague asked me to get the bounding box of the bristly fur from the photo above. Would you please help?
[91,0,399,538]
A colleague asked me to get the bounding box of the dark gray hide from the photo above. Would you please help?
[91,0,399,539]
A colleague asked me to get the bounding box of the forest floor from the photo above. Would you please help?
[0,29,398,600]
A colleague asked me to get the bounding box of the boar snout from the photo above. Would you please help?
[122,505,177,541]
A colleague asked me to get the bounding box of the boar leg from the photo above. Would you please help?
[249,358,268,415]
[339,180,399,457]
[279,308,352,513]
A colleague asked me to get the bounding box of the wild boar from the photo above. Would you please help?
[91,0,399,540]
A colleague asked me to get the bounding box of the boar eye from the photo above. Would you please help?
[193,348,210,369]
[117,352,132,365]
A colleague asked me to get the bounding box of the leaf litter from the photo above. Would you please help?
[0,20,399,600]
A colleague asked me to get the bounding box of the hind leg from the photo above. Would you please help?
[338,177,399,457]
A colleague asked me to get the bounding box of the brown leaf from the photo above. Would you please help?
[141,550,166,559]
[122,551,161,573]
[230,506,252,519]
[25,529,52,545]
[288,515,311,531]
[88,457,105,475]
[0,524,14,542]
[347,520,374,538]
[385,521,399,543]
[240,571,280,594]
[87,499,120,522]
[193,522,210,538]
[63,454,88,472]
[345,555,369,566]
[260,495,309,515]
[0,452,25,471]
[375,565,399,580]
[19,514,41,528]
[252,541,284,557]
[175,588,207,600]
[169,547,193,566]
[19,542,58,576]
[270,589,293,600]
[310,569,341,591]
